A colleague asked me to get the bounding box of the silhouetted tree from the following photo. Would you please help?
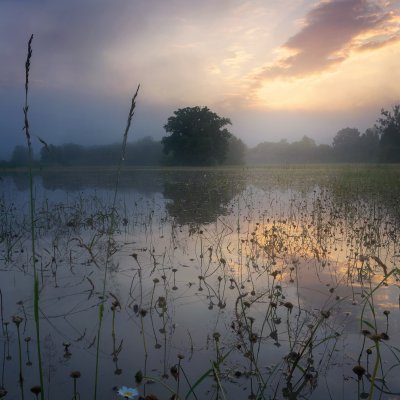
[224,135,246,165]
[332,127,362,162]
[161,106,232,165]
[246,137,334,164]
[40,138,163,166]
[10,145,30,166]
[360,128,379,162]
[376,105,400,162]
[40,143,84,165]
[124,137,164,165]
[289,136,316,163]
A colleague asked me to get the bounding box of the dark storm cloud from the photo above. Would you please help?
[255,0,398,81]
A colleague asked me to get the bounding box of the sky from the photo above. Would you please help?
[1,0,399,159]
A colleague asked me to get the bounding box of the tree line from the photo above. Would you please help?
[249,105,400,164]
[3,104,400,167]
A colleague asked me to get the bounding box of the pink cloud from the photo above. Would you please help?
[255,0,399,81]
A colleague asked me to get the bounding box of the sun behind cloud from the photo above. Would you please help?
[249,0,400,111]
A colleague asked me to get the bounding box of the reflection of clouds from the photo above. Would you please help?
[375,286,400,311]
[222,188,400,342]
[4,168,400,399]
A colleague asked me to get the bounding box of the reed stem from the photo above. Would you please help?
[93,85,140,400]
[23,34,45,400]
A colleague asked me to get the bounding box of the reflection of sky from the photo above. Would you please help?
[2,169,400,398]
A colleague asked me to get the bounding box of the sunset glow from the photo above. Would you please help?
[0,0,399,156]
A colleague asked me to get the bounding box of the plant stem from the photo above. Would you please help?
[93,85,140,400]
[23,34,45,400]
[368,341,381,400]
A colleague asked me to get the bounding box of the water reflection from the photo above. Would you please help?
[1,166,400,400]
[162,170,246,225]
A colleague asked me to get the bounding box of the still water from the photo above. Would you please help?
[1,166,400,400]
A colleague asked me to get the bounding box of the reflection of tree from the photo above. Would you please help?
[14,170,165,194]
[9,170,246,226]
[9,173,30,191]
[163,170,246,225]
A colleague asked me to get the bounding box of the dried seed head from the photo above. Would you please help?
[139,309,147,317]
[170,365,179,380]
[321,310,330,319]
[212,332,221,342]
[30,386,41,395]
[70,371,81,379]
[283,302,293,311]
[158,297,167,308]
[352,365,366,379]
[12,315,23,326]
[368,334,381,342]
[112,300,120,309]
[379,332,389,340]
[250,333,258,343]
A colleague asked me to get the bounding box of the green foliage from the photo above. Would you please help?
[332,127,379,162]
[161,106,236,165]
[332,127,361,150]
[224,135,246,165]
[377,105,400,162]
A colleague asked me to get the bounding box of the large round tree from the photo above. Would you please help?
[161,106,232,165]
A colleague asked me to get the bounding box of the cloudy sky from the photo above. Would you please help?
[1,0,399,159]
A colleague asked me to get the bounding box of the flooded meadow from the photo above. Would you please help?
[1,165,400,400]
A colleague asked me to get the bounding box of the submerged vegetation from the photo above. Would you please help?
[1,165,400,399]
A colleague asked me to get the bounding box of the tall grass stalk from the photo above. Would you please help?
[23,34,45,400]
[0,289,4,336]
[93,85,140,400]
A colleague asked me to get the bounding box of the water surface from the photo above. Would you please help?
[1,166,400,400]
